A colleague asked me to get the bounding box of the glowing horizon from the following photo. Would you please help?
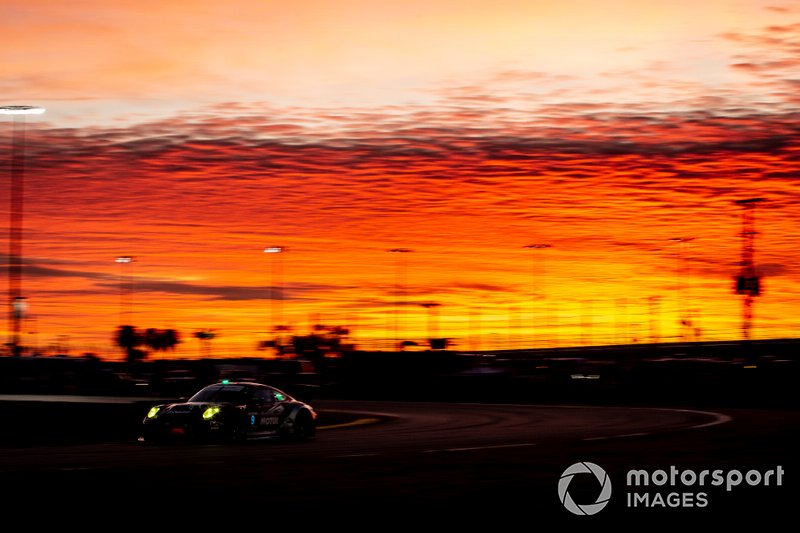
[2,1,799,358]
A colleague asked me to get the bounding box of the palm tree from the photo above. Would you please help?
[114,325,144,364]
[193,329,216,358]
[162,328,180,351]
[143,328,181,355]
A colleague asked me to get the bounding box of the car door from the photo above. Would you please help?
[249,387,280,432]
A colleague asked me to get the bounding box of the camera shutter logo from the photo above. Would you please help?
[558,462,612,515]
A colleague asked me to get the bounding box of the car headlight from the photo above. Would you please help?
[202,406,221,420]
[146,406,161,419]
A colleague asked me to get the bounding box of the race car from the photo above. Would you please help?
[141,381,316,442]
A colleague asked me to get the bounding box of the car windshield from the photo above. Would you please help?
[188,385,250,403]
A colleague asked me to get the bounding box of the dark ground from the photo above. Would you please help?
[1,345,797,526]
[0,399,796,527]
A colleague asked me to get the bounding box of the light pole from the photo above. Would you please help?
[523,243,552,347]
[388,248,413,350]
[648,295,662,344]
[669,237,695,341]
[468,307,480,352]
[734,198,764,341]
[264,246,286,337]
[421,302,441,348]
[2,105,45,356]
[115,256,134,326]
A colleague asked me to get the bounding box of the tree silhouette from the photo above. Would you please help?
[193,329,216,358]
[291,324,354,358]
[143,328,181,354]
[115,326,181,363]
[256,324,354,358]
[114,325,145,364]
[257,325,297,356]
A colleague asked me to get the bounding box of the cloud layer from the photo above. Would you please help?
[1,3,799,352]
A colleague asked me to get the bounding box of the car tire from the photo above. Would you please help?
[288,410,315,440]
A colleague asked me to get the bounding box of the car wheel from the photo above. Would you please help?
[290,411,315,440]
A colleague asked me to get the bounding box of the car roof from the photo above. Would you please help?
[206,382,287,391]
[200,382,292,396]
[204,381,262,388]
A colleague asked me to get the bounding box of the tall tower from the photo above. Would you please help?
[734,198,764,340]
[1,105,45,356]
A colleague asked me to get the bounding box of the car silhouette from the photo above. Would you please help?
[140,381,316,442]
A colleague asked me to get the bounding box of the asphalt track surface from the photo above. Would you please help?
[1,401,797,526]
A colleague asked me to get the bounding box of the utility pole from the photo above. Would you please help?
[734,198,764,340]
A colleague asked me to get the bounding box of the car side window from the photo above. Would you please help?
[252,388,274,403]
[272,389,287,401]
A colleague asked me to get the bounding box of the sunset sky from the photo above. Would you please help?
[2,0,800,357]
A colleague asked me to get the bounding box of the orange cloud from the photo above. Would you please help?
[1,1,799,356]
[1,93,798,357]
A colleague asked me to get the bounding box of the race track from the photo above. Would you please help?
[0,401,796,525]
[0,401,725,468]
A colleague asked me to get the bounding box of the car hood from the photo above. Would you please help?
[162,401,233,413]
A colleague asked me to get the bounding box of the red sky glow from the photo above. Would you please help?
[2,0,799,357]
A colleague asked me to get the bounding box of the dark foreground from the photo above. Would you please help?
[0,399,796,526]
